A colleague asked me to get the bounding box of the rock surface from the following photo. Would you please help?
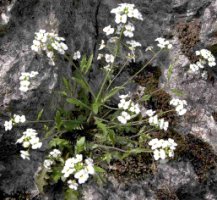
[1,0,217,199]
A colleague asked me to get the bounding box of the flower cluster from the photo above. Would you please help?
[148,138,177,161]
[155,38,172,49]
[110,3,143,24]
[99,4,143,65]
[61,154,95,191]
[31,29,68,65]
[16,128,42,160]
[19,71,39,92]
[146,109,169,131]
[117,94,140,124]
[73,51,81,60]
[4,114,26,131]
[169,98,187,116]
[190,49,216,74]
[43,149,62,170]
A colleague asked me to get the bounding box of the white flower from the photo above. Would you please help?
[146,109,155,117]
[129,103,140,114]
[155,37,172,49]
[118,99,131,110]
[103,25,114,36]
[111,3,143,24]
[44,159,54,170]
[158,118,169,131]
[190,63,199,72]
[119,94,129,99]
[149,115,158,125]
[117,111,131,124]
[170,98,187,116]
[4,120,13,131]
[126,40,141,50]
[13,114,26,124]
[97,54,104,60]
[62,158,76,178]
[123,23,135,38]
[149,138,177,161]
[99,40,105,50]
[115,14,127,24]
[68,180,78,190]
[20,150,30,160]
[73,51,81,60]
[74,169,89,184]
[49,149,61,158]
[105,54,115,63]
[32,30,68,65]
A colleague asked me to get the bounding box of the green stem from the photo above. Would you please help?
[120,50,162,88]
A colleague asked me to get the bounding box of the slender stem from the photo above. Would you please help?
[106,60,128,92]
[64,54,96,98]
[120,50,162,88]
[97,144,127,153]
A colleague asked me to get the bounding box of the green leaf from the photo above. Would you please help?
[75,137,86,154]
[80,55,87,72]
[85,54,93,74]
[63,77,71,91]
[108,131,115,145]
[55,110,62,131]
[171,88,184,97]
[36,109,44,121]
[67,98,91,110]
[92,102,100,114]
[142,94,151,101]
[167,63,174,81]
[102,86,124,103]
[51,167,62,183]
[49,138,70,149]
[63,119,84,131]
[35,167,49,194]
[65,189,79,200]
[80,54,93,74]
[102,152,112,164]
[94,166,106,173]
[95,119,108,135]
[72,70,94,96]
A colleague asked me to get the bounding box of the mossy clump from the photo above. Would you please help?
[156,130,217,181]
[156,188,179,200]
[176,21,201,63]
[109,153,154,181]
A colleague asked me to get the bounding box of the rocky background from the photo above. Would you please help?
[1,0,217,199]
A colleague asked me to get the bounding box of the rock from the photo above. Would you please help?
[1,0,217,199]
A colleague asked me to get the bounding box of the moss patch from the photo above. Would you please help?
[176,21,200,62]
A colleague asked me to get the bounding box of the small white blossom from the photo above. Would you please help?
[97,53,104,60]
[73,51,81,60]
[99,40,105,50]
[31,30,68,65]
[117,111,131,124]
[4,120,13,131]
[105,54,115,63]
[123,23,135,38]
[49,149,61,159]
[170,98,187,116]
[103,25,114,36]
[20,150,30,160]
[155,38,172,49]
[44,159,54,170]
[146,109,155,117]
[74,169,89,184]
[118,99,131,110]
[149,138,177,161]
[13,114,26,124]
[68,180,78,190]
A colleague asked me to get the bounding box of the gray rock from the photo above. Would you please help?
[1,0,217,199]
